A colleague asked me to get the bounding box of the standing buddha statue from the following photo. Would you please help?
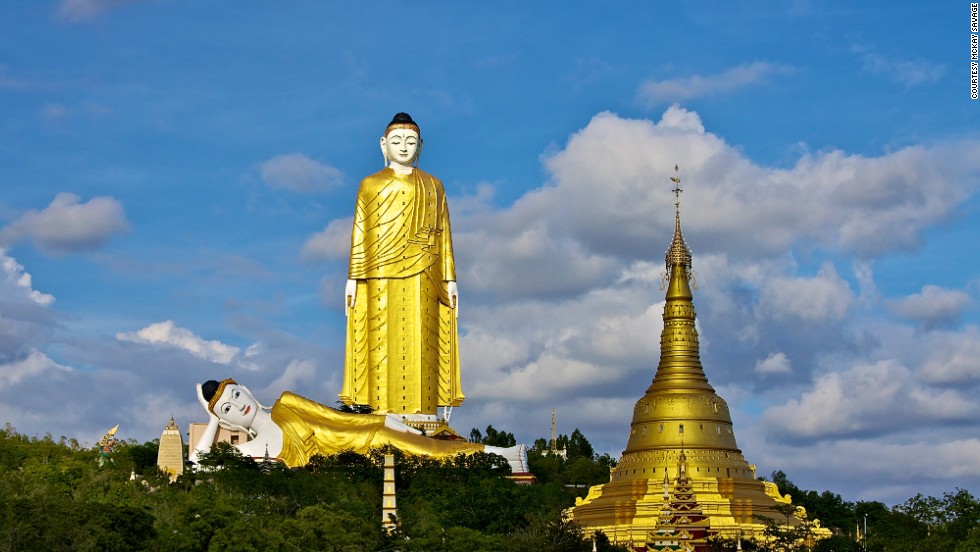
[340,113,464,426]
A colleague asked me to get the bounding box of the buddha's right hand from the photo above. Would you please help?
[345,279,357,312]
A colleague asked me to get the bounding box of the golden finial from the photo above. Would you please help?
[670,164,682,212]
[663,165,693,286]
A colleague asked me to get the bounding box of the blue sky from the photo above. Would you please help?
[2,1,979,505]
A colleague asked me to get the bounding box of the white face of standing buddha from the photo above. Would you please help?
[214,384,259,429]
[381,128,420,169]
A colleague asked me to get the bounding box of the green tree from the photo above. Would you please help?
[195,441,258,473]
[280,504,380,551]
[955,524,980,552]
[942,488,980,542]
[476,425,517,447]
[508,513,592,552]
[120,440,160,476]
[401,526,508,552]
[567,429,594,460]
[71,501,157,552]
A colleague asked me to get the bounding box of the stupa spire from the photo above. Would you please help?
[665,164,693,279]
[648,165,712,395]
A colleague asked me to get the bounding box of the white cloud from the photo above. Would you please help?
[752,437,980,502]
[755,352,792,374]
[887,284,970,329]
[466,108,980,272]
[259,153,344,193]
[301,217,352,261]
[0,350,71,390]
[458,282,666,409]
[0,193,128,255]
[116,321,241,365]
[918,327,980,384]
[0,251,59,388]
[636,62,794,105]
[756,264,853,323]
[260,359,317,399]
[762,360,979,440]
[0,250,54,306]
[457,224,619,298]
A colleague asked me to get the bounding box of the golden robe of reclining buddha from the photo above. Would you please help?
[189,379,519,470]
[340,113,463,417]
[273,391,478,466]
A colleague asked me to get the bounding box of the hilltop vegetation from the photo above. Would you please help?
[0,423,625,552]
[0,423,976,551]
[755,471,980,552]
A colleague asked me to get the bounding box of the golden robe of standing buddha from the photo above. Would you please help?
[340,113,464,418]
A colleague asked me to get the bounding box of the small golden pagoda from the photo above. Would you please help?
[568,167,828,549]
[156,417,184,482]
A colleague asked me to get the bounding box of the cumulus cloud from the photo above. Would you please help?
[116,321,241,365]
[756,264,854,323]
[0,350,71,390]
[301,217,352,261]
[636,62,794,105]
[0,193,128,255]
[755,352,792,374]
[260,358,317,398]
[461,285,666,401]
[457,107,979,277]
[0,250,54,306]
[918,327,980,384]
[457,225,619,299]
[0,251,59,375]
[762,360,979,441]
[751,437,980,502]
[887,284,970,329]
[259,153,344,193]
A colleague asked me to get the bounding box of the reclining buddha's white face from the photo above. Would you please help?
[213,383,259,429]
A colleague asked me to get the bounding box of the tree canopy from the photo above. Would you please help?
[0,422,628,552]
[0,422,974,552]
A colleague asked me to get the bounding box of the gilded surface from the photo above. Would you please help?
[272,392,481,468]
[341,167,463,414]
[156,417,184,477]
[568,178,829,545]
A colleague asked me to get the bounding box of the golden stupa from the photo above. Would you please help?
[568,168,829,549]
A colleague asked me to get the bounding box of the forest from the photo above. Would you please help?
[0,422,976,552]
